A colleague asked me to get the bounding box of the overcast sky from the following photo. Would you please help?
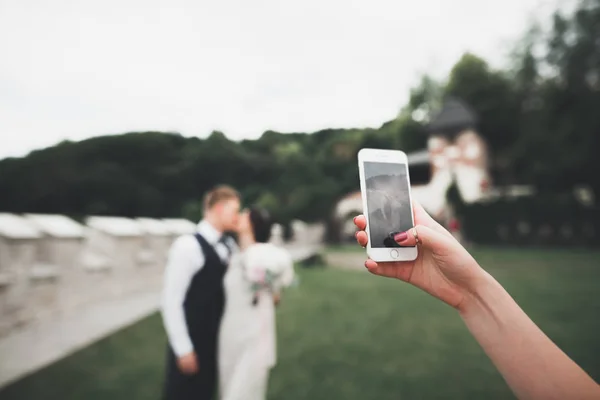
[0,0,564,159]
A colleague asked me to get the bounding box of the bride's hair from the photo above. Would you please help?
[249,206,273,243]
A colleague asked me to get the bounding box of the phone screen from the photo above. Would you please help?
[364,161,414,248]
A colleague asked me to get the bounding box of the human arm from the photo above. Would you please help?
[160,235,204,374]
[354,201,599,399]
[460,273,599,400]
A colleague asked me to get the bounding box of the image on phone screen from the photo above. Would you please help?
[364,161,414,248]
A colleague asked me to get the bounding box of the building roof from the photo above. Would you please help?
[86,216,144,237]
[162,218,197,235]
[407,149,430,165]
[427,98,477,136]
[25,214,85,238]
[0,213,42,239]
[136,218,171,236]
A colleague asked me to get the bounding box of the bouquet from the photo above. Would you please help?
[242,260,284,306]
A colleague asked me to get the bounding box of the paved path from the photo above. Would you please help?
[0,289,160,388]
[0,244,323,388]
[286,245,323,263]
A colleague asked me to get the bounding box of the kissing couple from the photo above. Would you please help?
[161,185,295,400]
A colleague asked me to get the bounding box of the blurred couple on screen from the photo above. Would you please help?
[160,185,295,400]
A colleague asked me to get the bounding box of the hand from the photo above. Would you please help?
[177,352,199,375]
[354,200,484,311]
[273,292,281,306]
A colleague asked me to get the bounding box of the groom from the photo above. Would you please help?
[161,185,241,400]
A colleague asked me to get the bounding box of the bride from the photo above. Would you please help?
[219,207,295,400]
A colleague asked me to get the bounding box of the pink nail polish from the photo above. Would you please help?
[394,232,408,242]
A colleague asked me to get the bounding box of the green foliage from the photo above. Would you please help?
[0,0,598,226]
[396,117,428,152]
[458,195,599,247]
[509,0,600,195]
[0,130,360,224]
[402,74,445,122]
[445,53,519,156]
[2,258,600,399]
[181,200,203,223]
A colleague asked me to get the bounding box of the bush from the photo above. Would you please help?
[457,195,599,247]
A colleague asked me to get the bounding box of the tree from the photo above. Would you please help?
[402,74,445,123]
[1,0,598,224]
[445,54,519,156]
[511,0,600,195]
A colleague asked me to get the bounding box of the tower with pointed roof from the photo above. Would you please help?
[411,98,491,219]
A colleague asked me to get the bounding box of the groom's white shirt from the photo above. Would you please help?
[161,220,236,357]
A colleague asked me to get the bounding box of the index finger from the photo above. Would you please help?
[353,215,366,230]
[412,199,454,239]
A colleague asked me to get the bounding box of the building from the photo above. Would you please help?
[420,98,491,211]
[334,98,492,241]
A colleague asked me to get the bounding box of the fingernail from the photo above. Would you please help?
[394,232,408,242]
[364,261,369,268]
[353,216,357,224]
[354,231,358,239]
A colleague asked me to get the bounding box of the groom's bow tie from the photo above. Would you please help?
[218,234,229,244]
[217,235,232,256]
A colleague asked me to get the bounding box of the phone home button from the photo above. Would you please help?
[390,249,399,259]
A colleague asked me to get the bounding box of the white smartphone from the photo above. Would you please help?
[357,148,418,262]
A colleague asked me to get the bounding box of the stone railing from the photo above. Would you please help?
[0,213,326,387]
[0,214,325,339]
[0,214,196,339]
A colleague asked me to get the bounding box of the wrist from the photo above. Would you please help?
[174,343,195,358]
[457,267,501,316]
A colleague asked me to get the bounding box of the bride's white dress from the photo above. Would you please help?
[219,243,295,400]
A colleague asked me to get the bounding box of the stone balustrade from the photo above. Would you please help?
[0,214,325,339]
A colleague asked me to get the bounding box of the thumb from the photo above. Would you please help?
[394,224,455,254]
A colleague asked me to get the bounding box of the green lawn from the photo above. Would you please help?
[1,247,599,399]
[325,243,366,253]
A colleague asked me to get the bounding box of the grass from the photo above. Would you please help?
[325,243,366,253]
[1,247,599,399]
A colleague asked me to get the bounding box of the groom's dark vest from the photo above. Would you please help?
[163,233,229,400]
[185,233,228,350]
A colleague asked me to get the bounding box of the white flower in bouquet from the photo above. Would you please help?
[242,244,294,305]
